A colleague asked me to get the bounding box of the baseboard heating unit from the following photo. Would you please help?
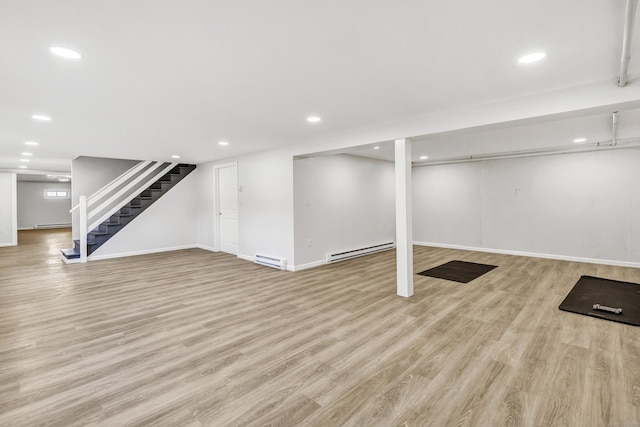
[254,254,287,270]
[326,241,395,264]
[35,223,72,229]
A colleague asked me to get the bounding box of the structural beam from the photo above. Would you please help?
[395,138,413,297]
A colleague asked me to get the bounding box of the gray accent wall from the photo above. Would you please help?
[17,182,72,229]
[71,156,139,239]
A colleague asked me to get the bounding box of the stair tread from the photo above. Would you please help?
[61,248,80,259]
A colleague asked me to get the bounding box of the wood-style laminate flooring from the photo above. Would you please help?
[1,229,639,426]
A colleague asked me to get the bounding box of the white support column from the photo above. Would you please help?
[79,195,88,263]
[395,138,413,297]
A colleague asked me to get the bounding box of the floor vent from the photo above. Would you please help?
[254,254,287,270]
[326,242,396,264]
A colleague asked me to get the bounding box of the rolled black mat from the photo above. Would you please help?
[559,275,640,326]
[417,260,497,284]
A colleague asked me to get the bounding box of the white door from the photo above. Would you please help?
[218,165,238,255]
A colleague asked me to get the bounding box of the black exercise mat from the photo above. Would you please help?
[417,260,498,283]
[559,275,640,326]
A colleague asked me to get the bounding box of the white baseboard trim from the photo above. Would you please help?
[194,244,218,252]
[0,242,17,247]
[88,244,198,261]
[237,253,254,262]
[289,260,326,272]
[18,227,34,231]
[413,241,640,269]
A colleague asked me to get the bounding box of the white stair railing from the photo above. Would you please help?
[70,160,178,262]
[70,160,153,213]
[87,162,177,231]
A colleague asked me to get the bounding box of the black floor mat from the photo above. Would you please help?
[559,275,640,326]
[417,260,498,283]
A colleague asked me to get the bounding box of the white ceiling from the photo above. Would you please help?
[341,106,640,162]
[1,0,639,174]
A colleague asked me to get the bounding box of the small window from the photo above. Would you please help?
[44,190,70,199]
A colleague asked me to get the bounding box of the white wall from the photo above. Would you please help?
[90,171,199,259]
[413,149,640,264]
[293,154,395,268]
[196,147,295,266]
[0,172,17,246]
[237,148,294,264]
[17,182,71,229]
[195,164,216,250]
[71,156,139,239]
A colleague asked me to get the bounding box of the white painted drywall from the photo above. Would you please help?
[71,156,139,239]
[194,164,216,250]
[17,182,71,229]
[293,154,395,268]
[90,171,198,258]
[413,149,640,263]
[0,172,17,246]
[235,147,294,265]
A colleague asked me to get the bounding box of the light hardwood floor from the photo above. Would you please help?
[1,229,639,426]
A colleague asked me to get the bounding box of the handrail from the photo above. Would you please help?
[87,162,178,231]
[70,160,151,213]
[87,160,152,207]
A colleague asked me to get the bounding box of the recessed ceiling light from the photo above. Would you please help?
[18,165,27,169]
[373,146,380,150]
[420,155,429,160]
[49,46,82,60]
[573,138,587,143]
[518,52,546,64]
[306,116,321,123]
[21,152,33,156]
[25,141,39,146]
[218,141,229,146]
[20,159,30,162]
[32,114,51,121]
[58,178,70,182]
[65,175,72,178]
[171,155,180,159]
[47,174,55,178]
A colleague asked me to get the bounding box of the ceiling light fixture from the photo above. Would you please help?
[306,116,321,123]
[19,165,27,169]
[20,159,30,162]
[420,155,428,160]
[573,138,587,143]
[218,141,229,146]
[32,114,51,121]
[21,152,33,156]
[25,141,39,146]
[518,52,546,64]
[171,155,180,159]
[373,146,380,150]
[58,178,70,182]
[49,46,82,59]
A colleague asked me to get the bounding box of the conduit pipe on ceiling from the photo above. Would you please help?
[618,0,638,87]
[611,111,619,146]
[413,137,640,167]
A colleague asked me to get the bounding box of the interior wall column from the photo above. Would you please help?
[395,138,413,297]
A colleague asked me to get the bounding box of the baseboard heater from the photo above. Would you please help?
[254,253,287,270]
[326,241,395,264]
[35,223,72,229]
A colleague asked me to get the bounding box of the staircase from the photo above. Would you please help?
[61,163,196,261]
